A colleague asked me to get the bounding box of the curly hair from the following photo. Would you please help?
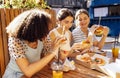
[6,9,51,42]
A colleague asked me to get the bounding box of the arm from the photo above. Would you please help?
[95,26,109,49]
[13,36,65,77]
[86,25,99,46]
[16,53,55,78]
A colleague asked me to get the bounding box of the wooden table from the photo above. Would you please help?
[31,60,111,78]
[30,40,119,78]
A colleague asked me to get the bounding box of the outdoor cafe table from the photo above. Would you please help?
[31,38,119,78]
[30,37,119,78]
[31,60,111,78]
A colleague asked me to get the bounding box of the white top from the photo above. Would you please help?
[4,37,43,76]
[52,28,71,51]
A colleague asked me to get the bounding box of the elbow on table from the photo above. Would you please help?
[22,74,33,78]
[22,70,34,78]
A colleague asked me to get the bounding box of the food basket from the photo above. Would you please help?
[76,53,111,74]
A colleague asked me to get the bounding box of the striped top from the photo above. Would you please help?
[72,26,97,43]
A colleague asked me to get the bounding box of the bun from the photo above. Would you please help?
[82,40,90,44]
[94,58,106,66]
[81,40,91,49]
[94,26,104,36]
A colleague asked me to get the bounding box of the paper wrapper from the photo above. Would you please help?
[98,59,120,78]
[76,53,111,69]
[63,58,76,72]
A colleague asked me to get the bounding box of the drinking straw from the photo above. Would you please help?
[118,33,120,43]
[57,48,60,65]
[114,36,116,48]
[98,16,101,25]
[62,26,65,35]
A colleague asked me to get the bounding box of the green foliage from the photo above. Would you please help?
[3,0,50,9]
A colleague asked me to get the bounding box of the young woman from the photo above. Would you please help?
[3,9,66,78]
[48,8,74,60]
[72,9,109,50]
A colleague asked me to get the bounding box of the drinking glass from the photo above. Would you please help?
[112,42,120,60]
[51,62,63,78]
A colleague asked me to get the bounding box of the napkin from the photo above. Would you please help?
[100,59,120,78]
[63,58,76,72]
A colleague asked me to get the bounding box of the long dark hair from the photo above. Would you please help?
[75,9,89,20]
[56,8,74,21]
[6,9,51,42]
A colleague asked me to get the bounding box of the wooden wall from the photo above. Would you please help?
[0,8,56,76]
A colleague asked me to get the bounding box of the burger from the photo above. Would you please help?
[81,40,91,49]
[94,26,104,36]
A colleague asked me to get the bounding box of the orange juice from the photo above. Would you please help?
[116,72,120,78]
[112,48,119,58]
[53,70,63,78]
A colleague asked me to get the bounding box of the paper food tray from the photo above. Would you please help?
[76,53,111,71]
[96,59,120,78]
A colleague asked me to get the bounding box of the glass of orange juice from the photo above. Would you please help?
[112,42,119,60]
[112,47,119,58]
[51,62,63,78]
[53,70,63,78]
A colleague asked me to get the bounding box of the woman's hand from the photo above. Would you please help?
[90,25,99,33]
[51,36,67,56]
[71,42,90,52]
[71,42,82,52]
[103,26,109,37]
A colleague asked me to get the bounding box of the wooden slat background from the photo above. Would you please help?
[0,9,56,77]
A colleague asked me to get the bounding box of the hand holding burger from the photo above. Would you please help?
[94,26,104,36]
[94,25,109,37]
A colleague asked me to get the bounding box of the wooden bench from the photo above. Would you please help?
[0,9,56,76]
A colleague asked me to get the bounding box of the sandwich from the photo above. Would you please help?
[94,26,104,36]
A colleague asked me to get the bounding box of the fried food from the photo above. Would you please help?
[81,56,92,63]
[81,40,91,49]
[81,40,90,44]
[94,57,106,66]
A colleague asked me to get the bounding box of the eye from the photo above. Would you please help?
[79,19,82,21]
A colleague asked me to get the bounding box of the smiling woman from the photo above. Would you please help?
[48,8,74,60]
[72,9,109,50]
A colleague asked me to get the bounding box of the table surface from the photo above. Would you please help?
[31,42,119,78]
[31,60,112,78]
